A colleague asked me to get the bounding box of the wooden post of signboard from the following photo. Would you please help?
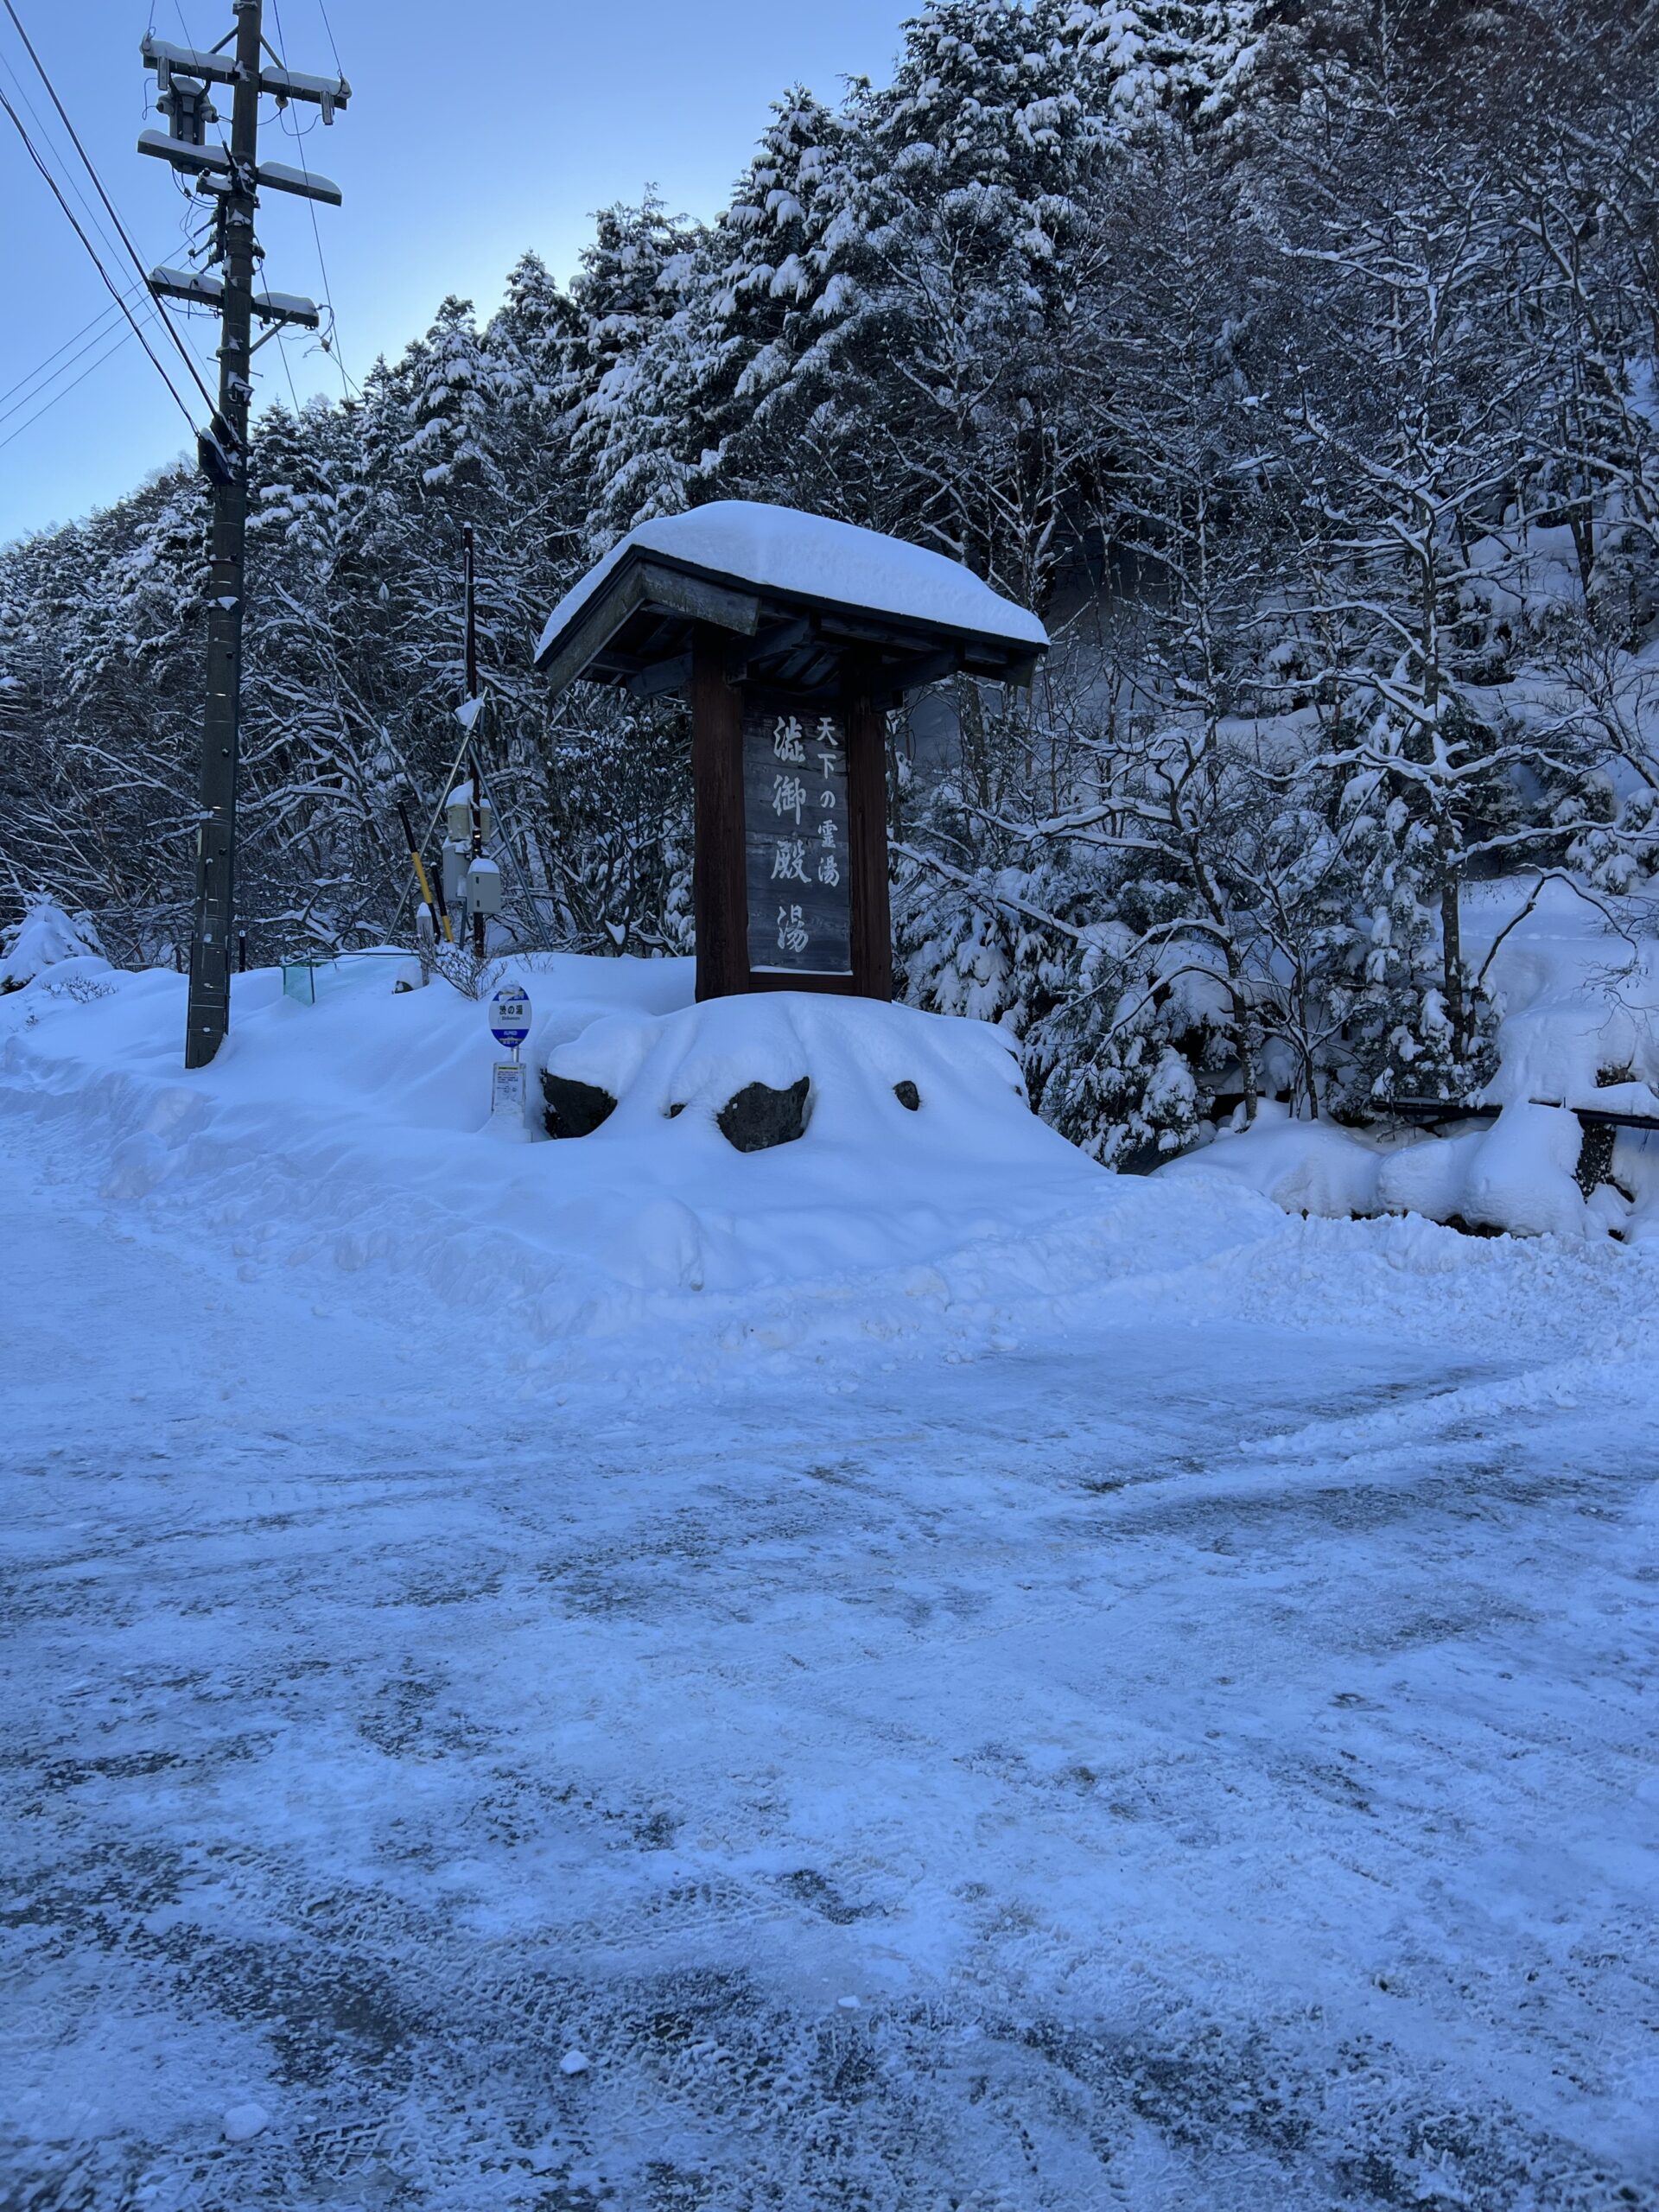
[690,623,747,1002]
[844,664,893,1003]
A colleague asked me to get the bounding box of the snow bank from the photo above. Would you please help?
[3,950,1268,1347]
[1160,883,1659,1243]
[12,914,1646,1370]
[1160,1105,1389,1221]
[529,990,1072,1289]
[1474,877,1659,1119]
[537,499,1048,664]
[1169,1100,1619,1241]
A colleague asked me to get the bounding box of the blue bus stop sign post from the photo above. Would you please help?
[487,981,533,1132]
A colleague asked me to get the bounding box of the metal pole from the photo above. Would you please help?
[183,0,262,1068]
[464,526,486,959]
[469,745,486,961]
[463,524,479,702]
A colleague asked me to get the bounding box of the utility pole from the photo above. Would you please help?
[138,5,350,1068]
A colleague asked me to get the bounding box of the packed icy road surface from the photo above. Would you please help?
[3,1113,1656,2212]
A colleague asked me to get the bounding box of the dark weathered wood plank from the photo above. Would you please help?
[537,563,652,691]
[626,652,693,702]
[691,625,750,1002]
[746,970,860,996]
[636,562,761,639]
[725,616,811,681]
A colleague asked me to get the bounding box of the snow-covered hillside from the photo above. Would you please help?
[7,0,1656,1193]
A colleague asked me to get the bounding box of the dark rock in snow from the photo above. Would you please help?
[718,1077,810,1153]
[893,1080,920,1111]
[542,1071,617,1140]
[1573,1120,1617,1197]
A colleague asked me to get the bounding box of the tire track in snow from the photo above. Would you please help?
[3,1128,1656,2210]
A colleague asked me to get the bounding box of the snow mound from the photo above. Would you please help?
[537,499,1048,664]
[1165,1100,1623,1241]
[4,952,1265,1345]
[1166,1096,1658,1243]
[1471,878,1659,1119]
[1,898,106,991]
[1378,1102,1603,1239]
[527,991,1110,1294]
[1160,1107,1387,1220]
[541,988,1032,1146]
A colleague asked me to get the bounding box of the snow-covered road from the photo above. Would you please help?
[3,1116,1656,2212]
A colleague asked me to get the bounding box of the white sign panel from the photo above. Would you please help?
[491,1060,528,1122]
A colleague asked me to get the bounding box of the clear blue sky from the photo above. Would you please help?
[0,0,912,544]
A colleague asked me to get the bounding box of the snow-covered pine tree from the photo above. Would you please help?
[1046,134,1274,1122]
[493,253,579,417]
[235,398,409,951]
[398,296,514,505]
[823,0,1105,601]
[29,467,211,958]
[694,86,855,514]
[562,195,709,548]
[1261,118,1542,1099]
[1065,0,1262,134]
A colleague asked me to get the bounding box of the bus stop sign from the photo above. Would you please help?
[488,980,531,1050]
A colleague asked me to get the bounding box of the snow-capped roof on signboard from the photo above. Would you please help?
[535,500,1048,667]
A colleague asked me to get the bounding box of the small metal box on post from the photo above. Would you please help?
[533,502,1046,1002]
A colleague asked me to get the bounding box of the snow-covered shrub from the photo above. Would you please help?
[0,899,105,993]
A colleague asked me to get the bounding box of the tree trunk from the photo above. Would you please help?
[1229,958,1261,1125]
[1439,847,1466,1070]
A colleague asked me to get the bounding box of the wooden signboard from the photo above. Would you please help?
[691,628,892,1002]
[742,701,852,979]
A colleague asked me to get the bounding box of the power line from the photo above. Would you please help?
[296,137,353,399]
[0,325,136,455]
[0,284,137,411]
[0,0,220,423]
[269,0,353,401]
[0,84,200,438]
[315,0,342,79]
[2,0,220,422]
[0,303,128,426]
[0,48,136,284]
[274,322,303,413]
